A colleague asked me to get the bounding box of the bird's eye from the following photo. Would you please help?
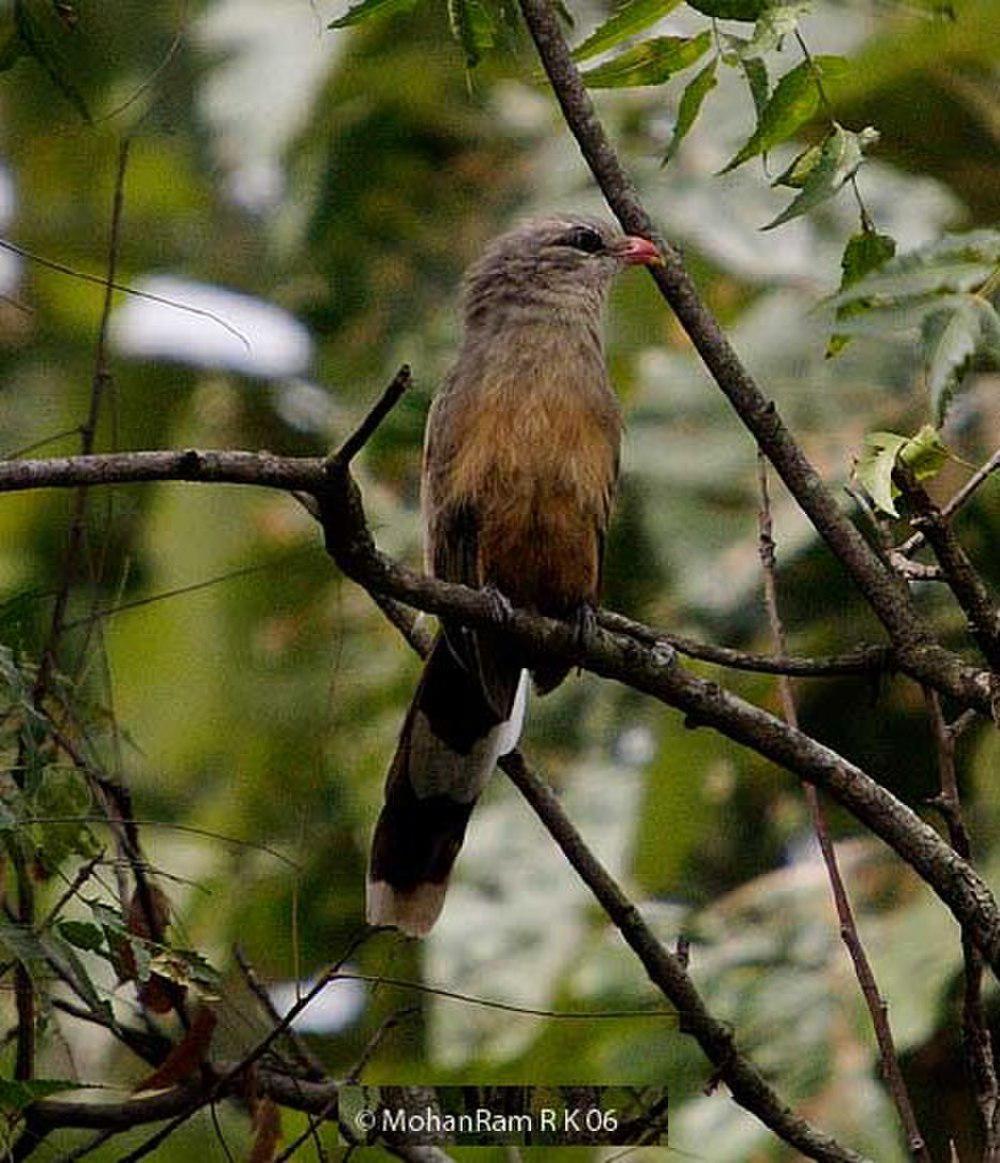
[558,226,605,255]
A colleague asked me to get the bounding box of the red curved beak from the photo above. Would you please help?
[617,235,662,267]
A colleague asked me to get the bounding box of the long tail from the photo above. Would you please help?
[367,634,526,937]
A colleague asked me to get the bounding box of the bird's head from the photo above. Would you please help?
[461,215,662,333]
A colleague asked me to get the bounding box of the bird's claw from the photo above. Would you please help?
[482,583,514,628]
[574,602,598,659]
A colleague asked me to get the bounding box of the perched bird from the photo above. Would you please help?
[367,215,661,936]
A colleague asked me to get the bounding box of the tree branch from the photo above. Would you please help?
[896,447,1000,559]
[924,688,1000,1159]
[756,455,928,1160]
[514,0,998,714]
[315,470,1000,978]
[0,448,993,712]
[895,465,1000,671]
[499,751,869,1163]
[2,440,998,967]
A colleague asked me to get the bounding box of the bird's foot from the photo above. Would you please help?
[573,602,598,662]
[481,582,514,628]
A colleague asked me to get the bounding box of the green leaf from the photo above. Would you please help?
[30,765,97,871]
[827,228,897,356]
[572,0,683,63]
[581,29,711,88]
[57,919,105,953]
[720,56,849,173]
[663,57,718,163]
[771,140,823,189]
[855,426,948,516]
[856,432,909,517]
[686,0,765,21]
[0,1078,77,1114]
[741,52,769,121]
[898,424,949,482]
[763,125,877,230]
[448,0,496,68]
[830,230,1000,309]
[922,294,1000,424]
[328,0,418,29]
[743,1,811,57]
[840,229,899,290]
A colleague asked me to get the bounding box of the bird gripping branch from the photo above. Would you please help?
[367,215,661,936]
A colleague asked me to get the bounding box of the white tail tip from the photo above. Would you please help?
[366,878,448,938]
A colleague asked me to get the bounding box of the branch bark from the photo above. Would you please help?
[896,465,1000,671]
[0,449,993,714]
[316,467,1000,977]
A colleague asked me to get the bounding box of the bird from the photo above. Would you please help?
[366,214,662,937]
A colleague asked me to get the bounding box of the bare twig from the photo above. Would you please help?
[925,688,1000,1160]
[895,464,1000,671]
[33,139,130,700]
[234,946,326,1081]
[327,365,412,469]
[499,751,868,1163]
[897,448,1000,559]
[110,930,376,1163]
[598,608,892,678]
[757,455,929,1161]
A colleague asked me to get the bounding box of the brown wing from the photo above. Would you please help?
[423,396,522,724]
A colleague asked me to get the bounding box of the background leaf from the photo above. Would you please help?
[827,228,898,356]
[686,0,766,21]
[572,0,683,63]
[448,0,497,67]
[855,431,910,516]
[664,56,718,163]
[581,30,711,88]
[328,0,418,29]
[763,125,876,230]
[922,294,1000,423]
[742,1,812,58]
[721,56,849,172]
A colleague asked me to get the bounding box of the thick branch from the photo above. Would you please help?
[367,591,860,1159]
[0,449,992,711]
[515,0,997,712]
[0,448,326,494]
[315,472,1000,977]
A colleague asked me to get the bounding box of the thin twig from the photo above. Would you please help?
[332,972,675,1021]
[498,751,868,1163]
[109,930,376,1163]
[924,688,1000,1160]
[327,365,412,470]
[234,946,326,1081]
[756,454,929,1161]
[345,1006,419,1084]
[897,448,1000,559]
[895,464,1000,671]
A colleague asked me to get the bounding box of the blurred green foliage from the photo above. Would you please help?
[0,0,998,1159]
